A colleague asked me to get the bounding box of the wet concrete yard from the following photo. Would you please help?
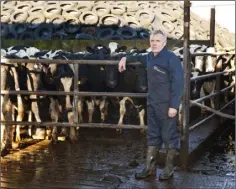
[1,124,235,189]
[190,121,235,178]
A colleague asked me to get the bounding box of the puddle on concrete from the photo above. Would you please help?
[191,121,235,177]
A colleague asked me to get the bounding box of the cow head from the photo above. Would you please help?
[105,65,119,89]
[105,42,128,89]
[192,48,204,72]
[1,49,7,57]
[190,71,201,99]
[86,44,110,59]
[25,59,44,91]
[205,47,216,73]
[135,66,148,92]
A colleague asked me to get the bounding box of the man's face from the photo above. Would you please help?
[149,34,166,54]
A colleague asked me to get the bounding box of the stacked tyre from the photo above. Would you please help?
[0,1,234,48]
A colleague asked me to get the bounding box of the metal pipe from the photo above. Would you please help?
[189,114,215,132]
[181,0,191,170]
[190,68,235,81]
[1,99,234,130]
[191,52,235,57]
[189,98,235,131]
[1,58,142,65]
[209,7,215,47]
[191,4,234,8]
[0,121,148,129]
[1,52,234,65]
[192,82,234,104]
[73,63,79,124]
[224,54,235,65]
[190,100,235,119]
[0,90,147,97]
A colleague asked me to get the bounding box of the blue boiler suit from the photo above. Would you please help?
[126,47,184,149]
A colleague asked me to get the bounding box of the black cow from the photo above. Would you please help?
[94,42,148,133]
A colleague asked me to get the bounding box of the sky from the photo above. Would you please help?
[190,1,235,33]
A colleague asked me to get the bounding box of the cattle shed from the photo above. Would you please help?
[1,0,235,171]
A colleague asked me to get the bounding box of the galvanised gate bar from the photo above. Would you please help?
[1,50,235,167]
[1,1,235,171]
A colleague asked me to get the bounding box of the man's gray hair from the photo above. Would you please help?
[150,29,167,42]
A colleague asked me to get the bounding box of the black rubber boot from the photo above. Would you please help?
[159,148,176,181]
[135,146,159,179]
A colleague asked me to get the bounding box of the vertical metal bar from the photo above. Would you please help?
[210,7,220,110]
[210,7,215,47]
[180,0,191,170]
[215,57,221,110]
[73,63,79,124]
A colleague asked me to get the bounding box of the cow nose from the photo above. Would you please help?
[192,89,198,97]
[140,86,147,92]
[108,81,117,88]
[192,68,200,72]
[207,68,214,72]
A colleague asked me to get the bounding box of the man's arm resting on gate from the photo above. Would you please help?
[125,53,148,66]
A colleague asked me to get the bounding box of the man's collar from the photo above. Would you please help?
[151,47,167,57]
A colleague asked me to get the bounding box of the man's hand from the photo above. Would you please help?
[118,57,126,72]
[168,108,177,118]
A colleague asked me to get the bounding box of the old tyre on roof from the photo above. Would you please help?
[92,4,111,17]
[75,33,95,40]
[26,14,46,29]
[43,5,62,19]
[99,14,120,27]
[1,11,11,23]
[97,28,115,40]
[59,1,77,10]
[117,26,137,39]
[19,31,34,40]
[63,16,80,34]
[14,2,32,12]
[110,5,126,15]
[2,1,17,8]
[10,10,28,23]
[62,8,82,18]
[28,6,45,16]
[49,15,65,30]
[79,11,99,25]
[1,24,9,37]
[34,23,53,40]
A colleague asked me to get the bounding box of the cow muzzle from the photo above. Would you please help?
[107,80,117,88]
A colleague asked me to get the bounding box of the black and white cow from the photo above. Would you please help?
[1,62,19,155]
[1,45,44,153]
[191,46,228,115]
[38,51,83,143]
[1,93,14,156]
[3,52,47,141]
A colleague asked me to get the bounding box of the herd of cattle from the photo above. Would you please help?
[1,43,235,155]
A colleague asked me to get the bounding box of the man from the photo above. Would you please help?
[118,30,184,180]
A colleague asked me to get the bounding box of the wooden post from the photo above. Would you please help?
[210,7,215,47]
[180,0,191,170]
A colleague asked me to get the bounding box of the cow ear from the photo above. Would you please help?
[104,47,110,54]
[100,66,105,71]
[117,46,127,52]
[86,46,94,53]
